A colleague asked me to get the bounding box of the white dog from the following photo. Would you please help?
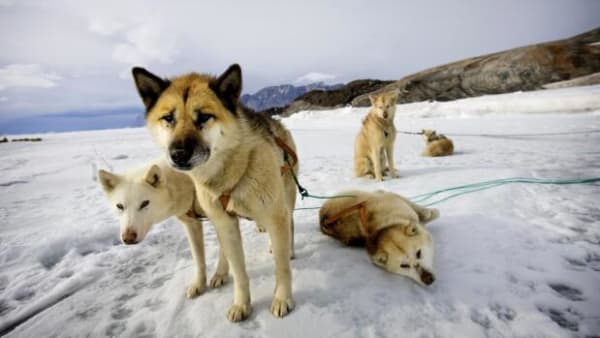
[97,159,228,297]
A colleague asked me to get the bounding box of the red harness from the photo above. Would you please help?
[218,136,298,213]
[322,201,370,237]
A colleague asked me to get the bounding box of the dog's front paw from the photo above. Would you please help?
[227,303,252,322]
[271,297,295,318]
[390,169,400,178]
[186,281,207,298]
[209,273,229,288]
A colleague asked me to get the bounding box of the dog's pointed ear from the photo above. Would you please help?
[98,170,120,193]
[368,94,376,106]
[388,90,399,103]
[131,67,170,113]
[372,250,388,267]
[210,64,242,113]
[144,165,162,188]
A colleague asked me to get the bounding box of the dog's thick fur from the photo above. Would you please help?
[354,91,399,181]
[421,129,454,157]
[132,64,297,321]
[98,160,230,298]
[319,190,439,286]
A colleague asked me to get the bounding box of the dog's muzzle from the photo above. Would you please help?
[168,137,199,170]
[169,147,194,170]
[168,143,210,171]
[418,267,435,285]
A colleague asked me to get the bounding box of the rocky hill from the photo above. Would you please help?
[262,79,393,116]
[241,82,342,111]
[352,27,600,106]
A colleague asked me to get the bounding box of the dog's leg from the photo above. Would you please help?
[201,202,252,322]
[261,208,294,318]
[385,144,399,178]
[177,215,207,298]
[263,220,294,259]
[406,200,440,225]
[371,147,384,181]
[289,216,296,259]
[210,248,229,288]
[354,154,374,178]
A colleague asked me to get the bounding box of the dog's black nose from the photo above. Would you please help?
[169,147,193,167]
[420,269,435,285]
[169,138,197,168]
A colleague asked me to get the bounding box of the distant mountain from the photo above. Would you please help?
[241,82,343,111]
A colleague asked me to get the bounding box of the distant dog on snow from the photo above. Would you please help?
[421,129,454,157]
[97,159,229,298]
[354,90,399,181]
[319,190,438,286]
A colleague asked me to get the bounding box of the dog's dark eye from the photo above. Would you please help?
[416,250,422,259]
[116,203,124,211]
[139,200,150,210]
[194,110,214,126]
[161,111,175,124]
[400,263,410,269]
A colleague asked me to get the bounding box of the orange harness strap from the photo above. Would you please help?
[323,202,369,237]
[274,136,298,174]
[186,195,205,219]
[219,190,232,212]
[217,136,297,212]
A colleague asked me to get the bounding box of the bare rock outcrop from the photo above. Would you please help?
[352,27,600,107]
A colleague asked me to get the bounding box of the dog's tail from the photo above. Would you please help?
[421,208,440,225]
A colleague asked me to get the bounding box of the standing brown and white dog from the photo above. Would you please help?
[354,91,400,181]
[131,64,298,322]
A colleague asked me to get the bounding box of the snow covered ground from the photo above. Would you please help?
[1,86,600,337]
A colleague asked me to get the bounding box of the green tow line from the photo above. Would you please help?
[293,176,600,211]
[410,177,600,207]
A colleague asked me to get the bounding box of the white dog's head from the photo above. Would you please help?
[98,165,173,245]
[368,225,436,286]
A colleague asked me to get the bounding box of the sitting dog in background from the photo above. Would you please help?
[319,190,439,286]
[354,91,399,181]
[98,160,229,298]
[421,129,454,157]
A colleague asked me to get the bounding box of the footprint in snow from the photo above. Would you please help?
[149,275,171,289]
[105,322,126,337]
[537,306,581,332]
[547,283,585,301]
[489,303,516,322]
[75,305,102,320]
[143,298,164,312]
[0,299,15,316]
[111,306,133,320]
[12,287,35,301]
[469,308,491,330]
[133,321,157,338]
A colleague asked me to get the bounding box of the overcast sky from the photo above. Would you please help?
[0,0,599,119]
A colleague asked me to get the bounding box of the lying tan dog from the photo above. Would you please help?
[421,129,454,157]
[354,91,399,181]
[319,190,439,286]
